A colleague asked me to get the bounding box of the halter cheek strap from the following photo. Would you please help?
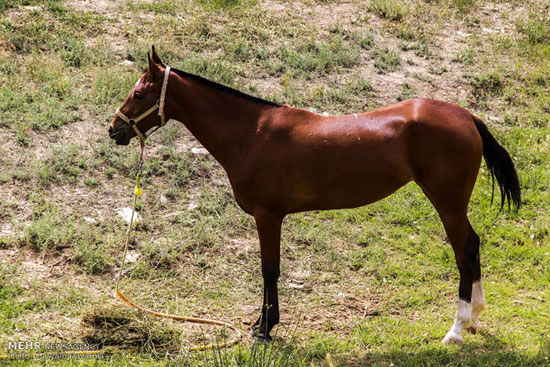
[115,66,171,143]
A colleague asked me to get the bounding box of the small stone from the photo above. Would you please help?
[159,195,168,206]
[126,250,140,263]
[120,60,134,66]
[481,27,499,34]
[191,147,209,155]
[187,202,199,210]
[116,207,142,224]
[83,216,98,225]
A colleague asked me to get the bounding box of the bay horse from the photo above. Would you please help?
[108,47,520,344]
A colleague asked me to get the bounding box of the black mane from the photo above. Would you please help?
[172,68,281,108]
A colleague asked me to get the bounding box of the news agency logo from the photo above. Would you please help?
[3,341,104,360]
[7,341,42,351]
[7,341,99,352]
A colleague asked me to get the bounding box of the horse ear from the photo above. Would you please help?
[151,45,165,67]
[147,52,162,80]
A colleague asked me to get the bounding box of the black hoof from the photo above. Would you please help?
[250,328,272,342]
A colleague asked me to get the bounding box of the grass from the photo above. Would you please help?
[368,0,413,22]
[0,0,548,366]
[371,46,401,72]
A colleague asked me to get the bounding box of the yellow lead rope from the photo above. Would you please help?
[114,143,242,352]
[0,143,241,361]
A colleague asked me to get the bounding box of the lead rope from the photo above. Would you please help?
[0,142,242,362]
[114,140,242,352]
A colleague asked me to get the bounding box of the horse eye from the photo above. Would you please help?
[135,93,144,100]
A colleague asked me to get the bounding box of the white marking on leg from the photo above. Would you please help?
[442,299,471,344]
[466,280,486,334]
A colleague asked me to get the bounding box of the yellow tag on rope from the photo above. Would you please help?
[134,173,142,197]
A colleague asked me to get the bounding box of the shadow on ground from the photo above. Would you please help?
[339,333,550,367]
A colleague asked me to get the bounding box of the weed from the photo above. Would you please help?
[411,38,432,57]
[516,12,550,44]
[73,227,110,274]
[84,177,101,187]
[397,22,415,40]
[23,207,75,251]
[57,34,93,67]
[38,144,88,185]
[0,14,52,53]
[0,283,26,333]
[453,48,474,64]
[359,32,374,50]
[396,83,416,101]
[180,58,237,86]
[198,0,257,11]
[450,0,477,11]
[368,0,413,22]
[276,38,360,78]
[372,47,401,72]
[90,70,139,111]
[428,63,447,75]
[465,71,504,100]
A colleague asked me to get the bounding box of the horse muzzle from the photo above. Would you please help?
[108,124,131,145]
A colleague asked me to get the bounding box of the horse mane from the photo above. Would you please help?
[172,68,281,108]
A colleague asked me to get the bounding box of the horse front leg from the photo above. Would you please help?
[251,210,283,341]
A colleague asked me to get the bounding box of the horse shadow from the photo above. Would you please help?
[337,332,549,367]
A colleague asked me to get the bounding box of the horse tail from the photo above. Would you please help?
[472,115,521,211]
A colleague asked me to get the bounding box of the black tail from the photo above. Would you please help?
[472,116,521,211]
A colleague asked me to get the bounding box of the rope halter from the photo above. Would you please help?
[115,66,171,144]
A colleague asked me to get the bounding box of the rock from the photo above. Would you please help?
[159,195,168,206]
[83,216,98,225]
[481,27,500,34]
[120,60,135,66]
[115,207,142,224]
[126,250,140,263]
[191,147,209,155]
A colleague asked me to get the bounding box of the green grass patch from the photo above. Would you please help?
[275,38,360,78]
[396,82,416,101]
[372,46,402,72]
[38,144,89,185]
[368,0,413,22]
[516,12,550,45]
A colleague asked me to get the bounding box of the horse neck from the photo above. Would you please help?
[165,74,270,172]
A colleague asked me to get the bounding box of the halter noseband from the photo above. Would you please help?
[115,66,171,143]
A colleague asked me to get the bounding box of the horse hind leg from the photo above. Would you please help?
[417,182,485,343]
[434,213,479,344]
[446,216,487,339]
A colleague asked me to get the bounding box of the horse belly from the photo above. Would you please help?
[290,155,410,211]
[270,134,412,212]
